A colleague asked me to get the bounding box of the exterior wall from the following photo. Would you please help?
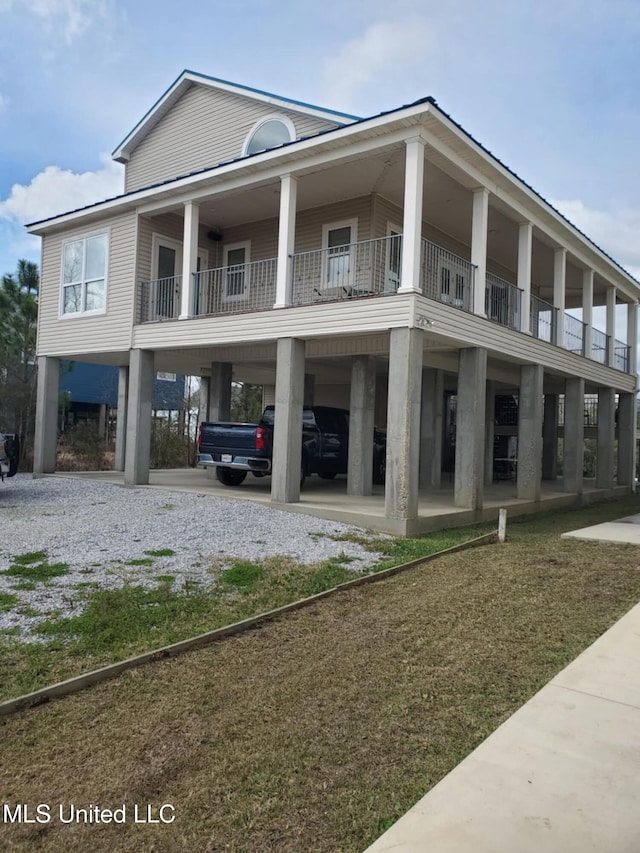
[124,85,339,193]
[37,210,138,357]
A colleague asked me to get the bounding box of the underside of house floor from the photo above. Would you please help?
[48,469,631,536]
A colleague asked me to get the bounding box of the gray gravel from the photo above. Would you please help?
[0,474,387,641]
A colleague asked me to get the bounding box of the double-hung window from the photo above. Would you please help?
[62,232,108,315]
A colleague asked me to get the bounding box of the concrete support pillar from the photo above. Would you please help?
[209,363,232,421]
[385,327,424,518]
[563,377,585,495]
[617,392,636,488]
[198,376,209,424]
[553,248,566,347]
[33,355,60,474]
[542,394,559,480]
[484,381,496,487]
[124,349,154,485]
[518,222,533,334]
[97,404,107,440]
[517,365,544,500]
[114,366,128,471]
[398,136,426,293]
[347,356,376,496]
[627,300,638,377]
[419,367,443,490]
[303,373,315,407]
[471,188,489,316]
[582,269,594,360]
[606,286,616,366]
[454,347,487,509]
[274,173,297,308]
[179,201,199,319]
[596,387,616,489]
[271,338,305,503]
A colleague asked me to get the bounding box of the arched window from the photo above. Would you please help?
[243,116,295,156]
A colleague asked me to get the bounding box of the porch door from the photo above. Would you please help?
[157,244,179,317]
[325,224,353,291]
[385,224,402,292]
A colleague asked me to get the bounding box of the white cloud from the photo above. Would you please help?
[552,199,640,282]
[1,0,113,43]
[323,18,433,112]
[0,154,123,225]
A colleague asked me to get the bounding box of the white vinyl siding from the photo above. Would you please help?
[125,86,338,193]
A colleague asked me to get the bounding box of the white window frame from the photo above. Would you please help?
[59,229,110,318]
[242,114,296,157]
[385,221,402,293]
[222,241,251,302]
[321,219,358,294]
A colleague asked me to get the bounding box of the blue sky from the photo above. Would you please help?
[1,0,640,287]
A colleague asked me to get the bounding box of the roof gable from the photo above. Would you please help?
[112,69,359,163]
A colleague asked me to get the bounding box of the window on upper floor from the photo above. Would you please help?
[61,232,108,316]
[243,116,295,156]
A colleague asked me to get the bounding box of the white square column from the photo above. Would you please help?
[518,221,532,334]
[180,201,199,319]
[398,136,426,294]
[271,338,305,504]
[471,188,489,316]
[33,355,60,474]
[563,377,584,495]
[627,299,638,376]
[274,174,297,308]
[606,286,616,366]
[553,248,566,347]
[582,269,594,361]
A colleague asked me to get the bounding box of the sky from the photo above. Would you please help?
[1,0,640,297]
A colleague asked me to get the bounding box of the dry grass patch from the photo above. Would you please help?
[1,501,640,852]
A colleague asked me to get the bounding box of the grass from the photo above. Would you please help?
[0,495,640,852]
[144,548,176,557]
[0,592,18,612]
[1,553,69,582]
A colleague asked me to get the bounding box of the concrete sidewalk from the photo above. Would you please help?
[365,552,640,851]
[561,513,640,546]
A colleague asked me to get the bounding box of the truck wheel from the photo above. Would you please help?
[372,452,386,485]
[216,467,247,487]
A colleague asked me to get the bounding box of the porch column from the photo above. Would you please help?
[114,366,128,471]
[582,269,594,361]
[517,365,543,500]
[471,188,489,316]
[385,327,424,518]
[484,380,496,487]
[419,367,443,490]
[179,201,199,319]
[553,248,566,347]
[596,387,616,489]
[124,349,154,485]
[606,286,616,366]
[518,221,532,334]
[617,392,636,488]
[542,394,559,480]
[627,300,638,376]
[274,174,297,308]
[208,363,232,421]
[33,355,60,474]
[563,377,584,495]
[271,338,305,504]
[454,347,487,508]
[398,136,426,294]
[347,356,375,496]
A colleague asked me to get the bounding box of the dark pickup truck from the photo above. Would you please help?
[197,405,386,487]
[0,432,19,482]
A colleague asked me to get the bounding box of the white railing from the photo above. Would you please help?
[564,313,586,356]
[137,275,182,322]
[530,294,557,344]
[291,234,400,305]
[420,239,474,312]
[614,340,630,373]
[486,273,522,330]
[194,258,277,316]
[591,327,609,364]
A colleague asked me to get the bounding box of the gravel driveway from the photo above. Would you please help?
[0,474,386,640]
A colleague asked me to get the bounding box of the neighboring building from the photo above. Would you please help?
[29,70,638,534]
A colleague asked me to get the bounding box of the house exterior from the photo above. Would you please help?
[29,70,638,535]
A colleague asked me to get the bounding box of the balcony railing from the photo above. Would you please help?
[614,340,631,373]
[530,294,557,344]
[137,275,182,323]
[591,327,609,364]
[291,234,400,305]
[420,239,474,312]
[485,273,522,330]
[194,258,277,316]
[564,313,586,356]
